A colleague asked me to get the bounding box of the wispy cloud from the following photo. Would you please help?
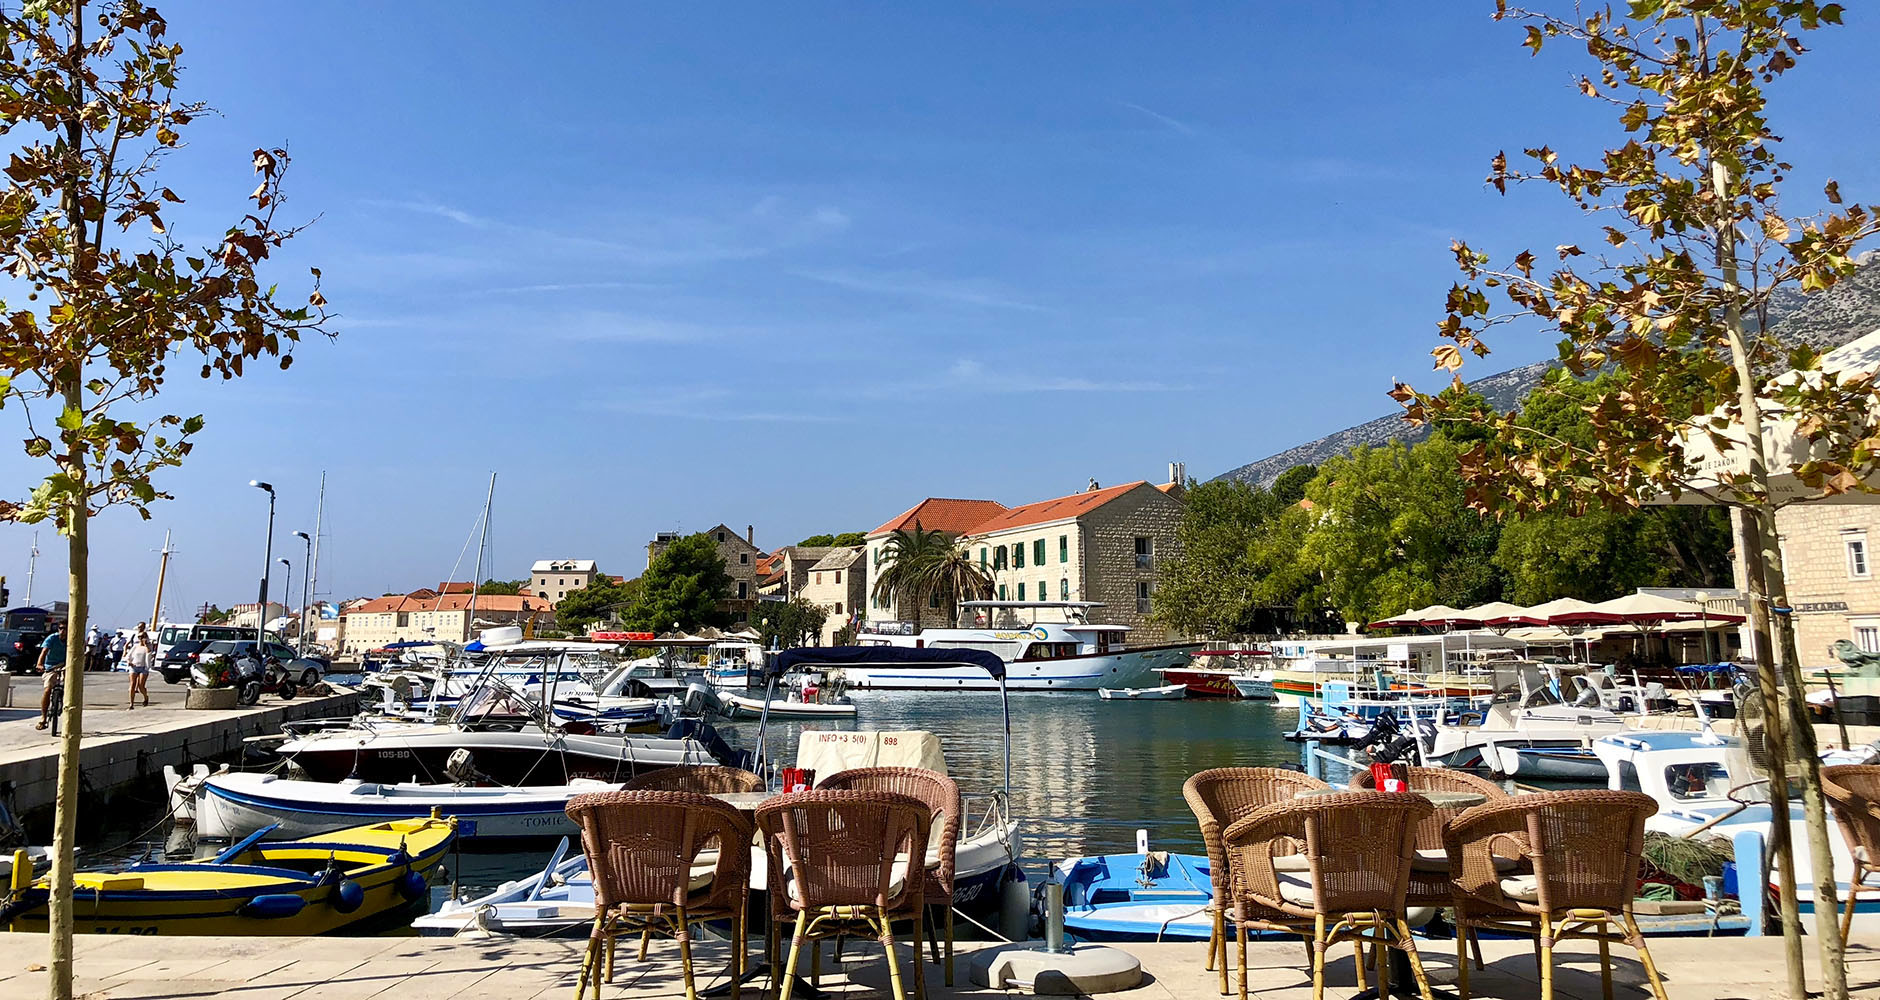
[470,280,663,295]
[945,358,1172,393]
[368,199,493,228]
[594,386,844,423]
[1118,101,1195,135]
[790,267,1047,312]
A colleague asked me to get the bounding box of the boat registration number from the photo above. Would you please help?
[92,925,159,935]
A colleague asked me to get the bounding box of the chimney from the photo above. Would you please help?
[1168,461,1186,485]
[746,524,754,546]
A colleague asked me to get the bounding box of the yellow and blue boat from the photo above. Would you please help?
[2,815,456,936]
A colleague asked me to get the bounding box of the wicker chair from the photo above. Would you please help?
[1351,765,1512,969]
[1821,764,1880,942]
[1183,767,1328,995]
[624,765,765,794]
[1224,791,1436,1000]
[756,789,931,1000]
[1444,789,1668,1000]
[816,767,963,985]
[564,790,755,1000]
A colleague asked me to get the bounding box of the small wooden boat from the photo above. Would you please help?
[1,816,456,936]
[190,772,620,842]
[1097,684,1187,701]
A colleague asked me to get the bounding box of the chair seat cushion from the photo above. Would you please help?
[1413,849,1518,875]
[1277,873,1315,907]
[1498,874,1539,902]
[786,859,910,905]
[1272,853,1310,873]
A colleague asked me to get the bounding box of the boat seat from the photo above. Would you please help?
[73,874,144,890]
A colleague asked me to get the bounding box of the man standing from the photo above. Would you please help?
[109,629,126,671]
[35,620,66,730]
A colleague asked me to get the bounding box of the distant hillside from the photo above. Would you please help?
[1215,252,1880,487]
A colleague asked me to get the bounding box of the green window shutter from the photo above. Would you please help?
[1059,535,1068,563]
[1014,543,1025,569]
[1018,582,1026,601]
[1033,539,1045,565]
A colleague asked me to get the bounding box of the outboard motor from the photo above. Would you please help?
[444,748,484,785]
[682,682,726,719]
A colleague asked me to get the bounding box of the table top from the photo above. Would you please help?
[711,791,776,810]
[1295,787,1488,809]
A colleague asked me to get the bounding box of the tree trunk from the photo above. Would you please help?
[1736,509,1806,997]
[47,387,88,1000]
[1755,506,1849,999]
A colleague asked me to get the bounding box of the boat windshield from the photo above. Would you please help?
[1665,761,1731,802]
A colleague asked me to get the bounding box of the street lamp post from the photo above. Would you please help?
[278,557,293,644]
[293,531,313,655]
[250,481,275,649]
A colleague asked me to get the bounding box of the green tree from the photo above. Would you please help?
[553,577,638,631]
[918,543,994,624]
[1270,464,1317,506]
[797,531,865,547]
[0,5,330,995]
[625,533,731,631]
[1151,479,1281,636]
[476,578,526,596]
[1294,438,1506,625]
[751,597,829,649]
[1395,5,1870,992]
[869,523,949,619]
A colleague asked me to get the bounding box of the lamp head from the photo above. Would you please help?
[249,480,274,493]
[293,531,311,542]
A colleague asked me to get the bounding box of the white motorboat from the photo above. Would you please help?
[186,770,623,841]
[848,601,1199,691]
[723,692,858,719]
[1229,670,1276,700]
[1591,728,1880,918]
[1098,684,1187,701]
[1421,664,1637,778]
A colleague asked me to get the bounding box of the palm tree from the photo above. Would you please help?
[870,522,950,621]
[918,544,994,625]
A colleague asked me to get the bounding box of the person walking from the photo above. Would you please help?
[89,625,108,672]
[35,620,67,730]
[109,629,127,671]
[125,623,153,707]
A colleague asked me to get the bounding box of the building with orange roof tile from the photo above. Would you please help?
[340,588,555,653]
[864,464,1188,633]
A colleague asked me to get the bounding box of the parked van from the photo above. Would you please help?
[155,622,283,661]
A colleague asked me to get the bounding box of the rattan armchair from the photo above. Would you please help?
[1351,765,1512,969]
[624,765,766,793]
[817,767,963,985]
[1224,790,1436,1000]
[1183,767,1328,995]
[564,790,755,1000]
[1821,764,1880,942]
[1444,789,1667,1000]
[756,789,931,1000]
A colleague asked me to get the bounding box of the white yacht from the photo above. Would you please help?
[846,601,1199,691]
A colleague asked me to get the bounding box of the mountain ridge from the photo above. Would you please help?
[1214,253,1880,487]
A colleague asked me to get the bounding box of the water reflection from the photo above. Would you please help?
[720,691,1342,875]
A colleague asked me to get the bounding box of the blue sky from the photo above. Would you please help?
[4,3,1879,625]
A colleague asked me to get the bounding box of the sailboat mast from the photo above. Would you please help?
[468,472,496,636]
[24,530,38,605]
[308,472,325,620]
[149,530,172,624]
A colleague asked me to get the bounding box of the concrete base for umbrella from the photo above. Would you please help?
[967,943,1143,995]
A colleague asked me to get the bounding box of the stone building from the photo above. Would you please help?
[529,560,601,607]
[1769,505,1880,664]
[799,547,866,644]
[339,589,554,654]
[959,479,1186,634]
[647,524,765,615]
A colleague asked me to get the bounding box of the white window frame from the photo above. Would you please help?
[1853,618,1880,654]
[1846,531,1871,580]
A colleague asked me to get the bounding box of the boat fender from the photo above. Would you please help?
[330,879,365,914]
[396,870,428,901]
[239,894,308,919]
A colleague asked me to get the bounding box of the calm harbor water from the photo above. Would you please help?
[445,690,1341,896]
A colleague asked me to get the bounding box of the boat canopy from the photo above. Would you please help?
[776,645,1006,680]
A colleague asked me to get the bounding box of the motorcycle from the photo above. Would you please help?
[191,646,298,706]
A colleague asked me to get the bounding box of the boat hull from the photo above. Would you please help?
[197,773,614,842]
[6,817,455,936]
[1158,669,1240,699]
[1098,685,1187,701]
[722,693,858,719]
[278,727,721,785]
[842,643,1200,692]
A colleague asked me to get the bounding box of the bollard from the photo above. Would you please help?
[1135,829,1148,854]
[1043,881,1066,954]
